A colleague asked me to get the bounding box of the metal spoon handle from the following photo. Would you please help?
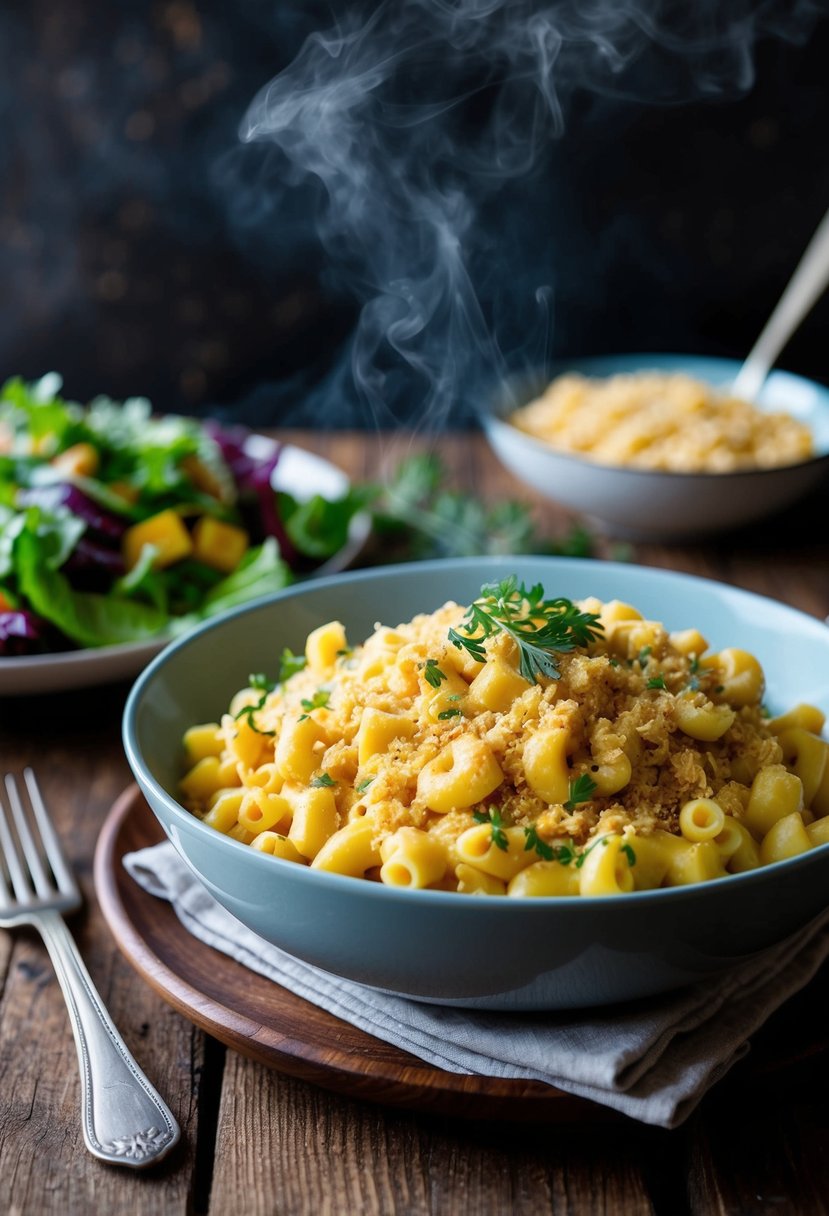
[732,205,829,401]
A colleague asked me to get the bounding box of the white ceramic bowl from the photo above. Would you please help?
[123,556,829,1012]
[482,354,829,540]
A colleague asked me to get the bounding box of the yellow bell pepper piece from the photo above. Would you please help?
[52,442,100,478]
[123,509,193,571]
[192,516,249,573]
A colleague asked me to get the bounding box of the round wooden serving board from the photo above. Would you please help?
[94,785,599,1121]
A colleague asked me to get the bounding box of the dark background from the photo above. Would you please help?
[2,1,828,428]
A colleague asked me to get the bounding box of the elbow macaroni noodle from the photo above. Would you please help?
[179,589,829,898]
[509,372,814,473]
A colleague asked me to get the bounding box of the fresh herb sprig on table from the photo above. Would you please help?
[367,453,596,562]
[448,575,604,682]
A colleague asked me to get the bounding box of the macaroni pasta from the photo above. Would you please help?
[510,372,814,472]
[178,582,829,897]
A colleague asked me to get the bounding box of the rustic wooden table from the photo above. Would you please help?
[1,431,828,1216]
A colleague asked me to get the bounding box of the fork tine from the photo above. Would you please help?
[4,773,54,899]
[0,780,34,905]
[22,768,79,900]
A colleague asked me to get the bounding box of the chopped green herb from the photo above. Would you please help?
[689,655,701,674]
[647,674,666,690]
[714,684,725,694]
[564,773,597,811]
[574,835,608,869]
[447,576,603,683]
[437,707,463,720]
[573,834,637,870]
[248,672,277,694]
[356,776,374,793]
[299,688,331,720]
[637,646,652,666]
[233,673,277,735]
[523,825,554,861]
[421,658,447,688]
[279,647,307,681]
[524,827,579,866]
[608,657,620,668]
[472,806,509,852]
[311,772,337,788]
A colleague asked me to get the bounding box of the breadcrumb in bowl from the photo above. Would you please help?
[124,556,829,1011]
[482,354,829,540]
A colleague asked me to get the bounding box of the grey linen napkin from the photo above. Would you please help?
[123,841,829,1129]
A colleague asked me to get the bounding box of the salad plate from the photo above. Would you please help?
[0,448,369,695]
[0,376,371,695]
[0,443,370,696]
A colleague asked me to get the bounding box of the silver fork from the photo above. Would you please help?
[0,769,180,1168]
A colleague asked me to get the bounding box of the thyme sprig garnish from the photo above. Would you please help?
[447,576,603,682]
[233,672,277,736]
[473,806,509,851]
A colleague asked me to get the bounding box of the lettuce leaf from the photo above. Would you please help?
[15,529,170,647]
[200,538,290,617]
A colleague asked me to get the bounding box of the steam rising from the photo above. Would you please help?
[239,0,821,430]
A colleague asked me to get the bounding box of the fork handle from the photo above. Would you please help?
[37,910,181,1167]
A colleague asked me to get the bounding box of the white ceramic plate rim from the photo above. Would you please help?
[1,440,372,696]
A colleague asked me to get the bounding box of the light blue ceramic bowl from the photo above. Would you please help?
[483,354,829,540]
[123,556,829,1011]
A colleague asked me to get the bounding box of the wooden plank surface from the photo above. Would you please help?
[1,430,828,1216]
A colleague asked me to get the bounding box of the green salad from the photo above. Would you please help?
[0,375,366,656]
[0,374,600,659]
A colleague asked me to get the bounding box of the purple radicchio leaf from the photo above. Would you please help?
[203,420,299,566]
[0,609,44,656]
[18,483,126,540]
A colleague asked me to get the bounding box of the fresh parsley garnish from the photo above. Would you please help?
[421,658,447,689]
[646,674,666,690]
[299,688,331,720]
[279,647,307,681]
[523,825,554,861]
[637,646,652,666]
[523,827,581,866]
[621,842,637,867]
[233,672,277,735]
[311,772,336,788]
[437,707,463,720]
[564,773,597,811]
[473,806,509,852]
[447,576,603,683]
[248,672,277,694]
[523,825,637,871]
[356,776,374,793]
[573,834,636,870]
[689,655,701,674]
